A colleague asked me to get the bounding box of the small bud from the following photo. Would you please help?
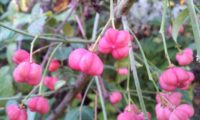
[176,48,193,66]
[48,59,60,72]
[44,76,58,90]
[109,91,122,105]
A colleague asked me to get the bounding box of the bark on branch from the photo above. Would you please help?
[46,73,90,120]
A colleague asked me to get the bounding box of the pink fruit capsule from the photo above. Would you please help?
[68,48,104,75]
[68,48,88,71]
[109,91,122,105]
[104,28,119,44]
[75,93,82,101]
[176,48,193,66]
[179,71,194,90]
[44,76,58,90]
[98,37,113,54]
[13,62,42,86]
[48,59,60,72]
[155,103,172,120]
[124,104,139,113]
[28,96,49,114]
[156,92,182,106]
[111,46,129,60]
[12,49,30,64]
[98,28,132,60]
[117,68,129,75]
[169,104,194,120]
[115,30,132,48]
[6,105,27,120]
[167,25,184,37]
[178,26,184,34]
[79,51,103,75]
[137,112,151,120]
[117,112,137,120]
[159,67,194,91]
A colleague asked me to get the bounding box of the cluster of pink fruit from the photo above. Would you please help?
[155,92,194,120]
[68,48,103,75]
[7,28,133,120]
[6,26,195,120]
[108,91,151,120]
[68,28,132,76]
[6,49,61,120]
[7,96,49,120]
[156,48,194,120]
[98,28,132,60]
[117,104,151,120]
[12,50,42,86]
[12,49,60,86]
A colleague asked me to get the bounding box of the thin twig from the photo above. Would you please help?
[91,19,111,50]
[33,43,58,55]
[0,23,93,44]
[95,76,107,120]
[129,30,160,93]
[79,78,94,120]
[159,0,172,66]
[55,0,78,33]
[39,43,63,95]
[110,0,115,29]
[122,16,148,120]
[41,46,52,68]
[98,76,109,99]
[75,15,86,38]
[30,36,39,63]
[92,13,100,41]
[94,91,98,120]
[46,73,90,120]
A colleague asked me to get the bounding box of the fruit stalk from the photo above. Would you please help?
[159,0,172,66]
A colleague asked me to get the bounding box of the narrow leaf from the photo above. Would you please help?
[172,9,188,42]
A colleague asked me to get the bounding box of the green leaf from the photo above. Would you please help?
[0,26,15,42]
[16,83,32,94]
[0,66,14,106]
[54,46,72,60]
[54,9,75,22]
[0,1,18,19]
[28,17,46,35]
[172,9,188,43]
[14,13,31,26]
[55,80,66,90]
[65,106,94,120]
[6,43,16,64]
[31,3,43,19]
[63,23,74,37]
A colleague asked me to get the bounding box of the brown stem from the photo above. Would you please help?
[46,73,90,120]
